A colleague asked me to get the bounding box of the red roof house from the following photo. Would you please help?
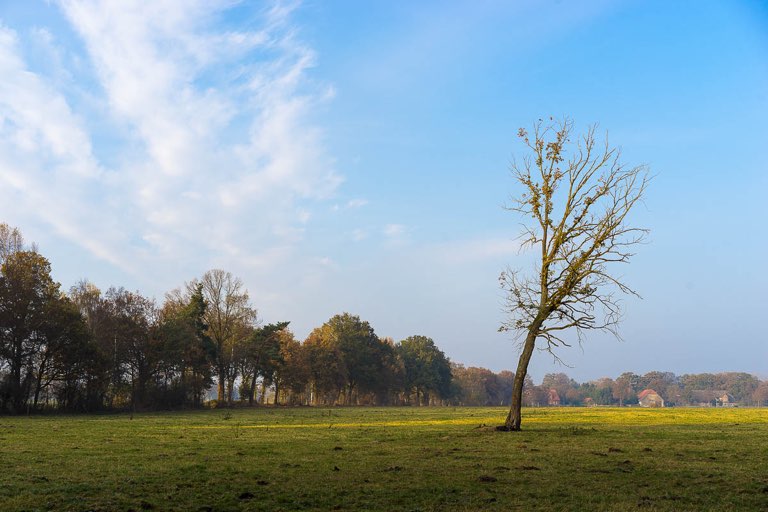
[638,389,664,408]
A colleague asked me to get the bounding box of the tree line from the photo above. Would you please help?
[2,222,767,413]
[0,223,454,413]
[450,368,768,407]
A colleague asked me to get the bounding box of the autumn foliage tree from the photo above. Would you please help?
[499,118,650,431]
[272,329,309,405]
[0,251,80,412]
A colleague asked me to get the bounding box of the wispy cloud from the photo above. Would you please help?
[331,198,368,211]
[383,223,406,238]
[0,24,124,268]
[0,1,340,290]
[346,198,368,208]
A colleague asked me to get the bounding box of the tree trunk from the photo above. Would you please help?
[504,329,538,431]
[248,374,257,406]
[191,370,202,408]
[217,366,226,404]
[33,377,43,410]
[33,354,49,411]
[347,383,355,405]
[10,342,24,413]
[227,377,235,404]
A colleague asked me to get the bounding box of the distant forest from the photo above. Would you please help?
[2,222,767,414]
[452,368,768,408]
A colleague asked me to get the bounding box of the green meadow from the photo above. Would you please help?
[2,407,768,511]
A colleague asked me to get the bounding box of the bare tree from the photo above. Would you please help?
[0,223,25,264]
[499,118,650,431]
[190,270,257,405]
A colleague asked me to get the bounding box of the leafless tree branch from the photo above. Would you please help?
[501,117,650,430]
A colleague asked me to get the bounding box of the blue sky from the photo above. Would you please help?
[1,1,766,382]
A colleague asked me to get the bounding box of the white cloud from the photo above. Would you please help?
[383,223,406,237]
[0,27,98,176]
[0,2,341,293]
[346,198,368,208]
[317,256,335,268]
[0,24,130,270]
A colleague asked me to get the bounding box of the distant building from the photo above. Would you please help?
[638,389,664,408]
[547,388,561,406]
[691,390,736,407]
[717,392,736,407]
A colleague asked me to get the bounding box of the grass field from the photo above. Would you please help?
[2,407,768,511]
